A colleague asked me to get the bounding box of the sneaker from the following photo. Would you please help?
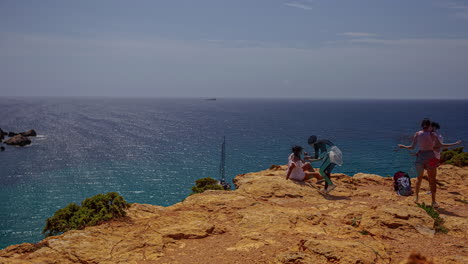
[426,191,432,195]
[432,202,439,208]
[325,185,336,193]
[414,197,419,203]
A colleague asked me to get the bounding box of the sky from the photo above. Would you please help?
[1,0,468,99]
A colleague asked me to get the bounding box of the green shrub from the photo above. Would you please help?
[441,147,467,167]
[269,164,281,170]
[359,230,370,235]
[191,177,225,194]
[417,202,448,234]
[43,192,130,237]
[447,153,468,167]
[351,216,361,227]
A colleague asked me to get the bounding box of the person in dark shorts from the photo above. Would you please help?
[398,118,444,207]
[305,135,342,193]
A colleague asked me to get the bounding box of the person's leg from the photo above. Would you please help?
[319,156,334,186]
[427,168,437,205]
[304,171,321,181]
[302,162,313,171]
[414,163,424,203]
[323,163,336,192]
[303,163,323,181]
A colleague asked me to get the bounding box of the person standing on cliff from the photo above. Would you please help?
[305,136,343,194]
[286,145,322,182]
[431,121,462,163]
[398,118,444,208]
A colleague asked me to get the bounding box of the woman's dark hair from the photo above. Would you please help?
[291,145,303,158]
[431,121,440,130]
[420,118,431,129]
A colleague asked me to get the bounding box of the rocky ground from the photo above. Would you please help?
[1,165,467,264]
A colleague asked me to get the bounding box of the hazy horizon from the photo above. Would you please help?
[2,95,468,101]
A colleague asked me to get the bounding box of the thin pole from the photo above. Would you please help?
[219,136,226,181]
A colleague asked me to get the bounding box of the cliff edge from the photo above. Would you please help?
[1,165,467,264]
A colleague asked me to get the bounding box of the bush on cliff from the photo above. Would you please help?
[191,177,224,194]
[441,147,467,167]
[43,192,130,237]
[417,202,448,234]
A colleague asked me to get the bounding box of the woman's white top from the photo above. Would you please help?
[288,153,305,181]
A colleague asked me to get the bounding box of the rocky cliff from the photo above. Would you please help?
[1,165,467,264]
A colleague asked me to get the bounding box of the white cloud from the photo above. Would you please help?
[284,2,313,10]
[341,32,377,38]
[446,1,468,10]
[441,1,468,19]
[348,37,468,47]
[1,33,468,98]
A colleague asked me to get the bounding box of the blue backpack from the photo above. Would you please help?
[393,171,412,196]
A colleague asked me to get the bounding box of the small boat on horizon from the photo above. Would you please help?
[205,98,217,101]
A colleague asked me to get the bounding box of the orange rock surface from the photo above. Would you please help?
[1,165,467,263]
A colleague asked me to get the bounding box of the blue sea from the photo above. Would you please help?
[0,97,467,249]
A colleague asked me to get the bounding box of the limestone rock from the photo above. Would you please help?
[19,129,37,137]
[1,165,467,263]
[4,135,31,146]
[277,239,390,264]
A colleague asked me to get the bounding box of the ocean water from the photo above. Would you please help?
[0,97,467,249]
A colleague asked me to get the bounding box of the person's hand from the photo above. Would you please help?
[455,140,462,145]
[398,144,405,149]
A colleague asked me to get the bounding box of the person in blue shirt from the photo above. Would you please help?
[305,135,342,193]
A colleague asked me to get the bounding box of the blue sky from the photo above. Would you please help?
[1,0,468,98]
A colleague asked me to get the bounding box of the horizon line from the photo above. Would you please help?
[0,95,467,101]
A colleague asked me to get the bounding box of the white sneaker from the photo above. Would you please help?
[432,202,439,208]
[326,185,336,193]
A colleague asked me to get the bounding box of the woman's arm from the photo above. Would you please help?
[304,154,321,162]
[305,157,321,162]
[438,140,462,148]
[399,133,417,149]
[286,163,295,180]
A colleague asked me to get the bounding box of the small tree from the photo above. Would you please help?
[441,147,467,167]
[191,177,224,194]
[43,192,130,237]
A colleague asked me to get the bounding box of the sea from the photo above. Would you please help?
[0,97,467,249]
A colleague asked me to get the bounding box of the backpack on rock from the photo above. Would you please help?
[393,171,412,196]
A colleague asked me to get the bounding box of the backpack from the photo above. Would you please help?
[393,171,412,196]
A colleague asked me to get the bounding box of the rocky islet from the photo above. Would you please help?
[0,128,36,148]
